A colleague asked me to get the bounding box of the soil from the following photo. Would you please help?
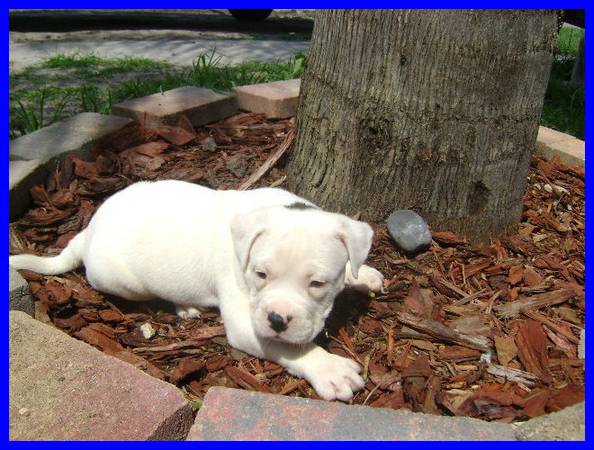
[10,113,584,423]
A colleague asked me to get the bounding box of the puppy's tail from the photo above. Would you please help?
[9,229,87,275]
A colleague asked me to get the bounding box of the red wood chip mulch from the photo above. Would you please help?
[10,113,584,423]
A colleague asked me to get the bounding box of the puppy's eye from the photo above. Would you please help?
[256,271,267,280]
[310,280,326,288]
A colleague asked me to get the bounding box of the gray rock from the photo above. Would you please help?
[387,209,432,254]
[578,329,585,359]
[9,267,34,317]
[513,402,585,441]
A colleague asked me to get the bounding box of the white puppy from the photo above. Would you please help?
[9,180,384,401]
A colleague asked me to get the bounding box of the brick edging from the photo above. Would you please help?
[186,387,584,441]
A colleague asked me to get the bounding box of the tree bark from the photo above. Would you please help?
[286,10,557,242]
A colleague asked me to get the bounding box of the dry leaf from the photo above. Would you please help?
[74,324,124,355]
[170,359,205,384]
[494,335,518,366]
[515,320,553,384]
[508,265,524,285]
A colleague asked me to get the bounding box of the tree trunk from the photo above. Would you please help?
[286,10,557,242]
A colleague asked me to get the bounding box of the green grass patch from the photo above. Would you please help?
[540,25,584,139]
[189,400,202,410]
[541,58,584,140]
[40,53,173,79]
[109,51,306,98]
[556,26,584,56]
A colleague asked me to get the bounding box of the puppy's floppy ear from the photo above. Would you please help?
[336,217,374,279]
[230,208,269,270]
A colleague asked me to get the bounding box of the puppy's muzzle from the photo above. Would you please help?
[267,311,292,333]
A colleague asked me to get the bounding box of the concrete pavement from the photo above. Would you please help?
[9,32,310,72]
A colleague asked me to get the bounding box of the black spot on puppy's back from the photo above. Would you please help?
[285,201,317,210]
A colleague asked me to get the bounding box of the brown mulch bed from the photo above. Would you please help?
[10,113,584,423]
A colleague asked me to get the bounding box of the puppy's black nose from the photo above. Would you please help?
[267,312,288,333]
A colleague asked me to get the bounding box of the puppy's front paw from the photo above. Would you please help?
[176,305,201,319]
[348,264,385,293]
[303,353,365,402]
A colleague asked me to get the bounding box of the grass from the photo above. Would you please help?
[42,53,172,74]
[541,26,584,139]
[541,57,584,139]
[556,26,584,57]
[9,51,307,139]
[108,51,305,98]
[188,400,202,410]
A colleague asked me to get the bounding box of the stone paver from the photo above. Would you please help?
[9,268,34,317]
[187,387,517,441]
[9,159,49,221]
[513,402,585,441]
[535,126,585,167]
[10,112,133,162]
[235,78,300,119]
[9,311,193,440]
[111,86,238,128]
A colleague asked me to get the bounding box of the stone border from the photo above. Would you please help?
[10,112,134,162]
[534,126,585,167]
[186,387,584,441]
[9,112,136,221]
[234,79,300,119]
[111,86,239,128]
[9,159,49,221]
[8,81,585,440]
[9,267,34,317]
[10,311,194,440]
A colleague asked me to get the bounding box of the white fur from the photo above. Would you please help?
[9,180,384,401]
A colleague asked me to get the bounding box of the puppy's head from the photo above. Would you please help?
[230,204,373,345]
